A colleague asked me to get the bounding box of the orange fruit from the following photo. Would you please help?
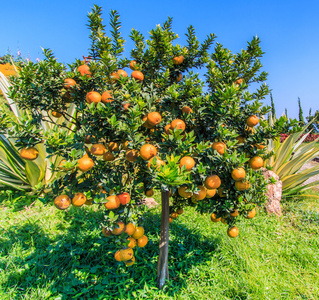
[169,217,173,223]
[181,106,193,114]
[125,223,136,236]
[178,186,192,198]
[231,168,246,181]
[112,221,125,235]
[125,256,136,266]
[77,64,91,77]
[212,142,227,155]
[64,78,76,89]
[234,78,243,85]
[255,143,265,149]
[246,115,259,127]
[90,144,106,156]
[122,102,130,110]
[114,250,122,262]
[145,188,154,197]
[137,235,148,247]
[210,213,221,222]
[147,156,165,169]
[127,237,137,248]
[110,72,120,82]
[227,226,239,238]
[164,124,172,135]
[120,248,134,261]
[206,189,216,198]
[221,218,228,224]
[171,212,178,219]
[179,156,195,171]
[171,119,186,132]
[108,142,119,152]
[192,185,207,200]
[52,111,62,118]
[117,192,130,205]
[125,150,139,162]
[176,73,182,82]
[132,227,144,239]
[140,144,157,160]
[102,228,112,237]
[117,69,127,78]
[249,156,264,170]
[131,70,144,82]
[77,156,94,172]
[129,60,138,70]
[101,91,113,103]
[103,152,115,161]
[72,192,87,207]
[104,195,121,210]
[205,175,221,189]
[86,91,102,104]
[245,208,256,219]
[230,210,239,217]
[235,181,251,191]
[147,112,162,126]
[176,208,184,215]
[54,195,71,210]
[19,147,39,160]
[173,55,184,65]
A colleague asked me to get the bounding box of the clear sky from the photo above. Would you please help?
[1,0,319,120]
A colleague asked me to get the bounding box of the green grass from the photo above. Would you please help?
[1,191,319,299]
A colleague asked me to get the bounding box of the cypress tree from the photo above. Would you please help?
[298,97,305,125]
[270,93,276,119]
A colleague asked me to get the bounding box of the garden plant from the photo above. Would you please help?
[4,4,279,289]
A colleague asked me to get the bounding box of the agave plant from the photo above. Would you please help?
[266,117,319,199]
[0,68,76,193]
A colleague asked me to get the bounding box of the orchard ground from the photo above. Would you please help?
[1,190,319,299]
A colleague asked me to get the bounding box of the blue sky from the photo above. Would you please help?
[1,0,319,120]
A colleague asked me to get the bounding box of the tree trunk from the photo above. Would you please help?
[157,190,170,289]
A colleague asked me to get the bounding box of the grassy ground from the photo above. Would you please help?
[1,191,319,300]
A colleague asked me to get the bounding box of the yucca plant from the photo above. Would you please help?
[266,118,319,199]
[0,67,76,193]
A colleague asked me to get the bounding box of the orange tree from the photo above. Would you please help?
[8,5,278,289]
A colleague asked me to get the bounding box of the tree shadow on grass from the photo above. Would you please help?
[1,205,223,299]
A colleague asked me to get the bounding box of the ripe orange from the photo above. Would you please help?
[129,60,138,70]
[112,221,125,235]
[140,144,157,160]
[231,168,246,181]
[120,248,134,261]
[230,209,239,217]
[110,72,120,82]
[176,73,182,82]
[137,235,148,247]
[145,188,154,197]
[108,142,119,152]
[178,186,192,198]
[212,142,227,155]
[171,119,186,132]
[19,147,39,160]
[90,144,107,156]
[131,70,144,82]
[114,250,122,262]
[206,188,217,198]
[122,102,130,110]
[256,143,265,149]
[249,156,264,170]
[101,91,113,103]
[147,156,165,169]
[117,192,130,205]
[236,136,245,144]
[205,175,221,189]
[192,185,207,200]
[72,192,87,207]
[125,223,136,236]
[103,152,115,161]
[181,106,193,114]
[104,195,120,210]
[227,226,239,238]
[246,115,259,127]
[179,156,195,171]
[164,124,172,135]
[235,181,251,191]
[169,217,173,223]
[234,78,243,85]
[245,208,256,219]
[132,226,144,239]
[64,78,76,89]
[125,256,136,266]
[102,228,112,237]
[77,64,91,77]
[176,208,184,215]
[54,195,71,210]
[210,213,221,222]
[117,69,127,78]
[171,212,178,219]
[86,91,101,104]
[125,149,139,162]
[127,237,137,248]
[77,155,94,172]
[147,112,162,126]
[173,55,184,65]
[52,111,62,118]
